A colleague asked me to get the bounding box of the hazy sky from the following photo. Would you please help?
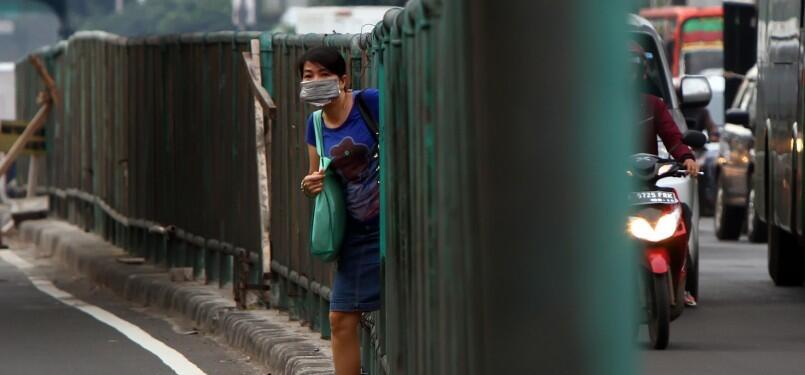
[0,11,60,62]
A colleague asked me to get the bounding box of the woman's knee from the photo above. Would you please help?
[329,311,359,335]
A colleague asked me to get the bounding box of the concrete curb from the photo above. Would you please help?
[19,219,334,375]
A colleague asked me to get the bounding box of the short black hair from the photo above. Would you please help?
[298,47,347,78]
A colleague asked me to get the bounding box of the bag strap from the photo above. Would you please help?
[312,110,325,169]
[355,92,379,142]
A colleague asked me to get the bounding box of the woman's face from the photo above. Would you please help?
[302,61,346,90]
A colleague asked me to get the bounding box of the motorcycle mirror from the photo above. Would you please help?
[680,75,712,108]
[682,130,707,148]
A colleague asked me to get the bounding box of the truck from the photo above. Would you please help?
[640,6,724,78]
[754,0,805,285]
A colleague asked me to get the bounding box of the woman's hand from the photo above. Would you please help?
[302,170,325,196]
[683,159,700,177]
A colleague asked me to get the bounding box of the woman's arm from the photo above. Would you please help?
[302,145,324,196]
[307,145,319,174]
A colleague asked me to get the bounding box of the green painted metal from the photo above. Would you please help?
[18,0,636,372]
[261,0,634,373]
[16,32,265,298]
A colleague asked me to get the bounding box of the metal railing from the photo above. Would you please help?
[16,31,268,306]
[17,0,473,372]
[261,31,374,339]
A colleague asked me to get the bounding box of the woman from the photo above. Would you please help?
[298,46,380,375]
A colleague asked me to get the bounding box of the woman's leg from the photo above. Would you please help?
[330,311,361,375]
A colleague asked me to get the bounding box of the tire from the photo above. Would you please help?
[648,272,670,350]
[747,188,768,243]
[699,177,715,217]
[768,223,804,286]
[714,178,745,240]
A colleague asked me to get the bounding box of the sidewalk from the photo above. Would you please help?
[18,219,334,375]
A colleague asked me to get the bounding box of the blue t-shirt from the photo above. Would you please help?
[306,89,380,224]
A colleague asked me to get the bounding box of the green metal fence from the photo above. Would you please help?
[16,31,267,302]
[16,3,480,373]
[17,0,636,373]
[260,32,376,341]
[255,1,475,371]
[370,2,483,373]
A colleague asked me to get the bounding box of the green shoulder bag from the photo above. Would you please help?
[310,110,346,262]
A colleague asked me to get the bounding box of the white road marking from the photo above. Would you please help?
[0,250,34,270]
[0,251,207,375]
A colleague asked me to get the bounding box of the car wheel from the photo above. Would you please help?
[714,177,744,240]
[768,222,804,286]
[699,175,715,217]
[747,188,768,243]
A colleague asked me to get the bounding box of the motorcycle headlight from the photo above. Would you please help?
[627,206,682,242]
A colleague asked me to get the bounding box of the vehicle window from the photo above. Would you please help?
[679,16,723,75]
[747,82,757,120]
[681,49,724,75]
[739,81,754,110]
[631,32,673,105]
[645,16,677,60]
[732,79,750,109]
[647,17,677,43]
[681,16,723,45]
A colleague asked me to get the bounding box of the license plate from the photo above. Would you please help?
[629,191,678,205]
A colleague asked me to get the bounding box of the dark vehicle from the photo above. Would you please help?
[754,0,805,286]
[691,101,721,218]
[723,0,758,108]
[714,66,766,241]
[629,14,713,302]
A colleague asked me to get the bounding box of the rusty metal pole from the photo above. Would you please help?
[0,56,58,179]
[0,105,50,178]
[242,45,278,305]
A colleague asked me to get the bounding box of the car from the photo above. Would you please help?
[629,14,712,299]
[712,66,765,242]
[641,7,727,217]
[688,71,725,217]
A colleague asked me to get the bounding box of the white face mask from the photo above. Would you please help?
[299,78,341,107]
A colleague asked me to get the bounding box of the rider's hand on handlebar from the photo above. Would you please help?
[683,159,699,177]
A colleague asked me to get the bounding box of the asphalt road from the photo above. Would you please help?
[642,218,805,375]
[0,245,265,375]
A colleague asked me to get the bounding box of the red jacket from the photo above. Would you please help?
[642,95,694,161]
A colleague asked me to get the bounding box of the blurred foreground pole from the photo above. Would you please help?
[466,1,636,373]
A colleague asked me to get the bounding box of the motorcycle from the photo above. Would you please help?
[627,130,706,350]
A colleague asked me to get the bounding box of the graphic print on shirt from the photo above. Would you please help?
[328,136,379,222]
[306,89,381,223]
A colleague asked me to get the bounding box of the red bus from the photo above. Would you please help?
[640,6,724,77]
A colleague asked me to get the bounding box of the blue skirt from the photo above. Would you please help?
[330,222,381,312]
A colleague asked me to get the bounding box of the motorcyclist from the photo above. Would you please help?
[631,41,700,307]
[631,42,700,176]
